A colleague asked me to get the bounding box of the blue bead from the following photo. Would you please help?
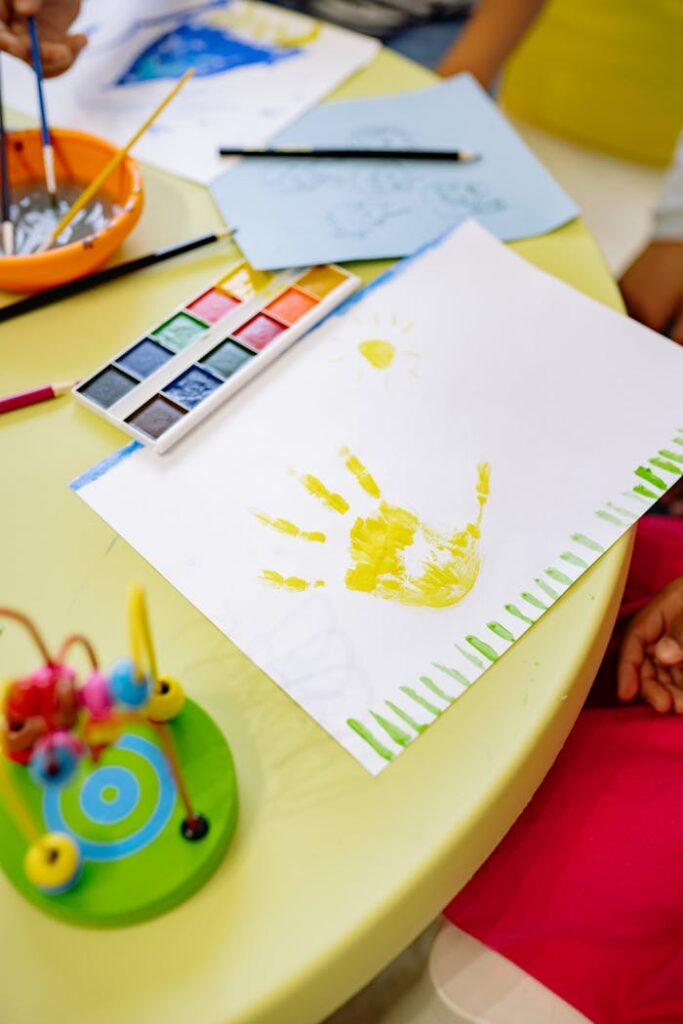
[29,737,80,788]
[109,658,151,708]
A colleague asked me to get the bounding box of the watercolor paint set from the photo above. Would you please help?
[73,259,360,453]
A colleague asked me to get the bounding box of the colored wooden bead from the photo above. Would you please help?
[24,832,81,894]
[27,665,78,730]
[2,712,46,763]
[82,715,123,751]
[109,658,151,708]
[2,665,78,763]
[29,732,83,788]
[146,676,186,723]
[79,671,114,719]
[53,671,79,732]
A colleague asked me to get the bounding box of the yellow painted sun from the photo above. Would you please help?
[358,339,396,369]
[330,313,419,382]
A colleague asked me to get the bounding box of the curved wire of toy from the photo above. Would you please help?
[56,634,99,671]
[127,586,198,826]
[148,720,198,826]
[0,607,55,665]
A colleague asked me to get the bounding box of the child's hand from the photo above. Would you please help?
[619,242,683,345]
[618,577,683,712]
[0,0,85,77]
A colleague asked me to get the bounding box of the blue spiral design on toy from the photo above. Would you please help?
[79,766,140,825]
[43,735,176,862]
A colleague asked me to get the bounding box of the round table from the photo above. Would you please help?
[0,47,631,1024]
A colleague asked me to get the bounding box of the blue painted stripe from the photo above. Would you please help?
[70,441,142,491]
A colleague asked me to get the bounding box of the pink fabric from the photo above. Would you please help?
[445,517,683,1024]
[620,515,683,618]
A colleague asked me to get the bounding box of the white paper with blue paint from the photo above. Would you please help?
[210,74,579,267]
[2,0,378,184]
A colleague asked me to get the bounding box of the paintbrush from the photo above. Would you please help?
[40,68,194,253]
[27,16,57,206]
[0,226,235,323]
[0,56,13,255]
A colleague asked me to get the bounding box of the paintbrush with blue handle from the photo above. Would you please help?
[27,16,57,207]
[0,55,13,254]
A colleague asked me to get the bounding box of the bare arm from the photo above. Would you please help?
[437,0,548,87]
[619,134,683,345]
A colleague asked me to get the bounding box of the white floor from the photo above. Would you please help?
[329,920,591,1024]
[324,124,665,1024]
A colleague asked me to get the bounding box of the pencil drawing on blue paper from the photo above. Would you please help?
[210,74,578,268]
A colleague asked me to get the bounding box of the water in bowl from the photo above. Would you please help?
[10,182,120,255]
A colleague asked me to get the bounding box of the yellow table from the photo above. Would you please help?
[0,49,631,1024]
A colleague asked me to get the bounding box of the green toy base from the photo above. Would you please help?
[0,700,238,928]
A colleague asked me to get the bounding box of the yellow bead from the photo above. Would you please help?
[24,833,81,894]
[83,716,124,750]
[146,676,185,723]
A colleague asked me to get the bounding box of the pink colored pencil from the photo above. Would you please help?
[0,380,74,414]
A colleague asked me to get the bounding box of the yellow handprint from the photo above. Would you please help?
[256,450,490,610]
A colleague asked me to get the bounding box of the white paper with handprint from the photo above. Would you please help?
[2,0,377,184]
[74,222,683,773]
[210,74,578,268]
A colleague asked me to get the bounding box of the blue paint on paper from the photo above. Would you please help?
[70,442,142,492]
[116,22,298,85]
[210,74,578,269]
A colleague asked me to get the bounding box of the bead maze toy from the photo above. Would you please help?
[0,586,238,927]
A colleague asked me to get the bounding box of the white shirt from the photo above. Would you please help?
[653,132,683,241]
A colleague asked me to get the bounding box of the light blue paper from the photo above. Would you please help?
[210,74,578,269]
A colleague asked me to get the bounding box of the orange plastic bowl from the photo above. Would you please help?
[0,128,144,293]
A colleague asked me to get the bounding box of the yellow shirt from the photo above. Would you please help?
[501,0,683,167]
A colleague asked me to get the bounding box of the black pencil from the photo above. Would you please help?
[0,227,235,324]
[0,56,13,255]
[218,146,479,162]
